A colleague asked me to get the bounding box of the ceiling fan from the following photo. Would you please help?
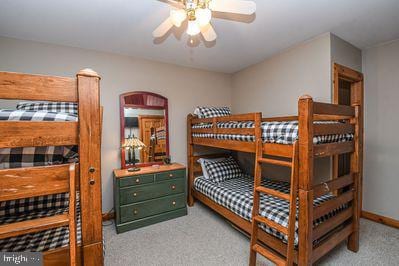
[153,0,256,42]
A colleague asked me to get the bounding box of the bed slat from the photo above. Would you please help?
[0,214,69,240]
[313,141,354,157]
[312,224,353,263]
[312,207,353,241]
[313,190,354,221]
[192,138,255,153]
[0,121,78,148]
[0,72,78,102]
[262,116,298,122]
[314,123,354,136]
[0,164,79,201]
[313,102,355,116]
[313,174,354,198]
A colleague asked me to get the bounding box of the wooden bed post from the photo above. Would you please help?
[348,104,361,252]
[298,95,314,266]
[76,69,103,266]
[187,114,195,207]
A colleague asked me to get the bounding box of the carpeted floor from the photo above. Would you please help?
[104,203,399,266]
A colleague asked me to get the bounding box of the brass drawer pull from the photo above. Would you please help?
[133,192,138,197]
[169,173,174,178]
[135,178,140,183]
[133,209,138,215]
[172,201,176,206]
[171,185,176,190]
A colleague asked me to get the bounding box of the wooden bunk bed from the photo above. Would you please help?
[0,70,103,266]
[187,95,361,265]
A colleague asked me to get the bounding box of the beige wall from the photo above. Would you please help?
[0,36,232,212]
[331,34,362,72]
[231,33,332,116]
[231,33,332,181]
[362,39,399,220]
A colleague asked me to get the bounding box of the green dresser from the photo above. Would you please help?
[113,163,187,233]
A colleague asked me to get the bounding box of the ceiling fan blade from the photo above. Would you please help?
[153,17,174,38]
[200,24,217,42]
[157,0,184,9]
[209,0,256,15]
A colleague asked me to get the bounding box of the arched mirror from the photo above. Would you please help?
[120,92,169,170]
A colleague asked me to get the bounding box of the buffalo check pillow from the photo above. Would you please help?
[203,156,243,183]
[17,101,78,115]
[194,106,231,118]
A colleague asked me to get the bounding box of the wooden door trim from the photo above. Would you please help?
[332,63,364,212]
[333,63,363,104]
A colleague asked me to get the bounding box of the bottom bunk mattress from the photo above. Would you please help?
[0,194,81,252]
[194,175,346,245]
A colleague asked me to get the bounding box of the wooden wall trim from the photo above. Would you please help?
[362,211,399,229]
[102,212,115,221]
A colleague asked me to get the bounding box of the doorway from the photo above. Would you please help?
[333,63,364,208]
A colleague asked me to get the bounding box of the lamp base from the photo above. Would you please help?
[127,167,141,172]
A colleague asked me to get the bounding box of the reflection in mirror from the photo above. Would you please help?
[124,108,166,165]
[120,92,169,169]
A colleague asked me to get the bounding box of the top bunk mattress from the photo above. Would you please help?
[0,109,78,169]
[192,120,353,145]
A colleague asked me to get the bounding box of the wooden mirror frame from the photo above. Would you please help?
[120,91,169,169]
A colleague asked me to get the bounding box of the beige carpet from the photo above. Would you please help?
[104,202,399,265]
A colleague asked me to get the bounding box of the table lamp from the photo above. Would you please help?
[122,135,146,172]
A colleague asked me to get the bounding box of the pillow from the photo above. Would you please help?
[194,106,231,118]
[203,157,243,183]
[197,157,226,179]
[17,101,78,115]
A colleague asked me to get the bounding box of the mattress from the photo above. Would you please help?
[192,120,353,145]
[194,175,346,245]
[0,109,78,169]
[0,196,81,252]
[0,108,81,252]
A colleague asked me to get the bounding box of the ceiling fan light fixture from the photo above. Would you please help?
[187,19,201,36]
[170,9,187,27]
[196,7,212,27]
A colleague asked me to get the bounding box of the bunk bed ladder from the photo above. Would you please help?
[249,141,299,266]
[0,163,78,266]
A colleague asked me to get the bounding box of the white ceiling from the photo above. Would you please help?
[0,0,398,73]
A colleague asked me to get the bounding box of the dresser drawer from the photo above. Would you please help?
[119,179,185,205]
[155,169,185,182]
[120,194,186,223]
[119,174,154,187]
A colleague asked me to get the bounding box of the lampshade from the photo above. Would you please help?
[170,9,187,27]
[187,19,200,36]
[196,8,212,27]
[122,136,146,149]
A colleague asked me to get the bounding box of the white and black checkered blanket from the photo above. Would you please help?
[192,120,353,145]
[0,197,81,252]
[0,109,80,252]
[194,175,346,245]
[0,109,78,168]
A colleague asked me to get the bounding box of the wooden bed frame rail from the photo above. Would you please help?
[0,70,103,266]
[187,95,361,265]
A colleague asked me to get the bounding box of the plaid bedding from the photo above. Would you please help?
[17,101,78,115]
[0,110,78,169]
[192,120,354,145]
[194,106,231,118]
[0,108,81,252]
[0,198,81,252]
[194,175,346,245]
